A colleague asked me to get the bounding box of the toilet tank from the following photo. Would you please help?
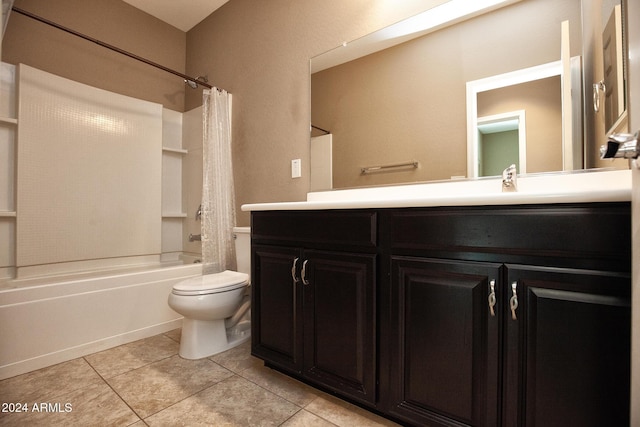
[233,227,251,278]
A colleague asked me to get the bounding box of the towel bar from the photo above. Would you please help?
[361,161,419,174]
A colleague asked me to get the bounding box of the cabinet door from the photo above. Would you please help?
[388,257,502,426]
[504,266,631,427]
[251,245,303,373]
[302,250,377,406]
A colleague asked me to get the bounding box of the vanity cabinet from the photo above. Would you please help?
[251,202,631,426]
[385,259,630,427]
[387,257,503,426]
[251,210,378,406]
[502,266,630,427]
[383,204,631,427]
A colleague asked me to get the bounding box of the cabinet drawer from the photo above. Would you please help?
[387,203,630,271]
[251,210,377,249]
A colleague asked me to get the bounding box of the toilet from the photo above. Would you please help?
[168,226,252,359]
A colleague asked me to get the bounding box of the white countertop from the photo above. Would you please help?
[241,169,631,212]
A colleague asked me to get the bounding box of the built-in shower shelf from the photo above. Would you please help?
[0,116,17,125]
[162,147,188,154]
[162,213,187,218]
[0,211,16,217]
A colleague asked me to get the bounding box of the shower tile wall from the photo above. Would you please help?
[0,62,16,280]
[16,64,163,275]
[182,106,203,260]
[161,108,186,260]
[162,105,203,262]
[0,62,201,279]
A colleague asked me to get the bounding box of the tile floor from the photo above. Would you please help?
[0,329,399,426]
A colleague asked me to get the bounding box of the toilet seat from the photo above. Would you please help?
[172,270,249,296]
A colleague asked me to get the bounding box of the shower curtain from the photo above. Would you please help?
[201,88,236,275]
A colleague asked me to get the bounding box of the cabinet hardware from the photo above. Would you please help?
[291,257,299,284]
[301,260,310,285]
[488,280,496,317]
[510,282,519,320]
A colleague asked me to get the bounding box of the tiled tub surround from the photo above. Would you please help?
[1,61,204,280]
[16,64,162,270]
[0,330,398,427]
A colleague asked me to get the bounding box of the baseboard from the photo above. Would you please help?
[0,318,182,380]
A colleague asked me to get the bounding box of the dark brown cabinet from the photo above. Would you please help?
[386,259,631,427]
[251,203,631,426]
[302,250,376,405]
[387,257,502,426]
[383,204,631,426]
[251,211,378,406]
[252,245,303,373]
[503,266,630,427]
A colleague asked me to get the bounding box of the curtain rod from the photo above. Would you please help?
[311,124,330,134]
[11,6,213,89]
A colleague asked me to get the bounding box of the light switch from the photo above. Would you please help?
[291,159,301,178]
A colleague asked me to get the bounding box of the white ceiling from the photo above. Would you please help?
[122,0,229,32]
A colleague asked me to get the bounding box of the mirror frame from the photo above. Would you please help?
[310,0,628,189]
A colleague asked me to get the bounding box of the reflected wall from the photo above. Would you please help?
[311,0,581,188]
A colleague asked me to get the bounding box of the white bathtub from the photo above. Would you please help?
[0,263,201,380]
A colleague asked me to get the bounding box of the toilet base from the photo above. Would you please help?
[178,317,251,360]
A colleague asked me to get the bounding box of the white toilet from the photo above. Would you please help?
[168,226,252,359]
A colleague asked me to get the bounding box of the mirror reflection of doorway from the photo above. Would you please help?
[477,111,526,177]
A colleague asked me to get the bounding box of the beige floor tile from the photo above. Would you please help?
[239,364,320,408]
[0,381,139,427]
[85,333,178,378]
[145,374,300,426]
[164,327,181,343]
[209,340,263,374]
[280,409,338,426]
[1,330,399,426]
[0,358,102,404]
[305,394,400,427]
[107,354,233,418]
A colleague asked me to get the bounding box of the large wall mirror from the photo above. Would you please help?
[310,0,628,190]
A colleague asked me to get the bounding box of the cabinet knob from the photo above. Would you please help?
[488,280,496,317]
[291,257,299,284]
[510,282,519,320]
[301,260,310,285]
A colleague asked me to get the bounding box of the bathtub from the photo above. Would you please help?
[0,262,201,380]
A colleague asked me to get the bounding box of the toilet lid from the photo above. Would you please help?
[172,270,249,296]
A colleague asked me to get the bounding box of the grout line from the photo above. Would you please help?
[82,355,145,423]
[8,331,386,426]
[139,373,235,422]
[135,359,236,421]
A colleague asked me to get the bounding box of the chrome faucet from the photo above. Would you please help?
[600,131,640,159]
[502,164,517,192]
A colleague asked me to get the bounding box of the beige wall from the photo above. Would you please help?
[2,0,187,112]
[185,0,445,225]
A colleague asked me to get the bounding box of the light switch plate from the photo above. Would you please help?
[291,159,301,178]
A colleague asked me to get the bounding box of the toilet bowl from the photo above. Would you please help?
[168,227,252,359]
